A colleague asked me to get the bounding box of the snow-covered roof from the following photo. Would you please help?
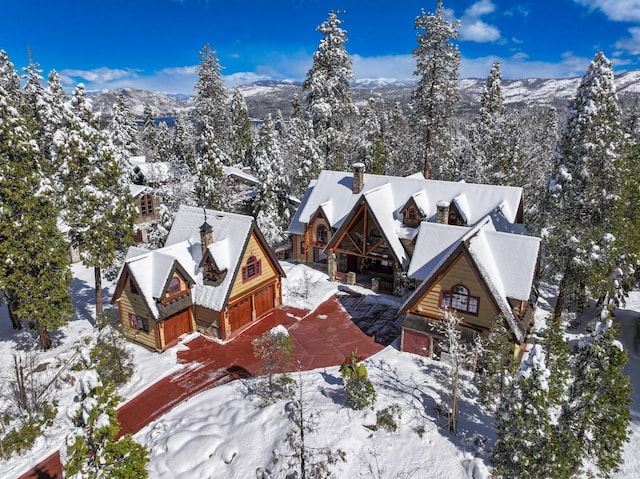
[130,156,172,183]
[223,166,259,185]
[289,169,523,236]
[124,205,258,318]
[402,216,540,343]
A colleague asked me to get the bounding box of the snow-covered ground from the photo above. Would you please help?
[0,261,639,478]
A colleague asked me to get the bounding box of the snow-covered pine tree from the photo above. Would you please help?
[492,344,561,479]
[172,110,196,174]
[155,120,175,163]
[284,94,321,199]
[358,97,389,175]
[559,321,632,478]
[474,316,516,412]
[0,65,73,347]
[547,52,630,321]
[384,102,414,176]
[139,104,158,162]
[229,86,254,168]
[56,83,137,317]
[539,315,570,412]
[466,60,512,185]
[63,364,149,478]
[109,91,139,177]
[410,0,461,180]
[302,11,357,171]
[194,122,228,211]
[253,114,290,247]
[193,44,230,154]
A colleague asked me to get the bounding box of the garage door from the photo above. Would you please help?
[228,297,252,333]
[254,284,275,319]
[164,310,192,346]
[402,328,431,357]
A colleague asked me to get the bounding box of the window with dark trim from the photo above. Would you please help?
[242,255,262,282]
[140,194,154,216]
[300,241,306,255]
[316,224,328,243]
[404,206,420,226]
[129,313,149,332]
[167,276,181,295]
[439,284,480,315]
[129,279,139,295]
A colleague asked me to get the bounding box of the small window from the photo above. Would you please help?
[167,277,181,295]
[129,279,139,295]
[439,284,480,315]
[129,313,149,332]
[140,194,154,216]
[300,241,306,255]
[242,256,262,282]
[404,206,420,225]
[316,224,328,243]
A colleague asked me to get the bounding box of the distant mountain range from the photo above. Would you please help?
[90,70,640,120]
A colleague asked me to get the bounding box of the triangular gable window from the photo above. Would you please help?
[400,198,424,227]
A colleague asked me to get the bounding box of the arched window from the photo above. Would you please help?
[139,194,154,216]
[167,276,181,295]
[404,206,420,225]
[242,255,262,282]
[316,224,328,243]
[439,284,480,315]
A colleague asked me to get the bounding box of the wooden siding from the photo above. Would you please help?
[229,233,280,303]
[412,253,499,331]
[116,279,158,350]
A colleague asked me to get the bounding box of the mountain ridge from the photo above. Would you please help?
[90,70,640,119]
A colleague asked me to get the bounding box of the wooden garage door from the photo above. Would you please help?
[402,329,431,357]
[164,310,191,346]
[228,297,252,332]
[254,284,275,319]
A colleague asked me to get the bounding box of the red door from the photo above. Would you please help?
[254,284,275,319]
[228,297,252,333]
[163,310,191,346]
[402,329,432,357]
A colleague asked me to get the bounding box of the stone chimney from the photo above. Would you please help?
[200,212,214,257]
[435,200,450,224]
[352,162,365,194]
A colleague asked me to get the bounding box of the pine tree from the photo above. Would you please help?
[56,84,137,317]
[384,102,413,176]
[539,315,570,410]
[559,322,632,478]
[139,104,157,162]
[284,94,321,199]
[109,91,139,176]
[252,326,295,404]
[253,114,290,247]
[193,45,229,153]
[466,60,514,185]
[0,65,73,347]
[63,364,148,478]
[547,52,630,321]
[194,122,228,210]
[474,316,516,412]
[303,11,357,171]
[492,345,560,478]
[229,86,254,167]
[172,110,196,174]
[410,1,461,180]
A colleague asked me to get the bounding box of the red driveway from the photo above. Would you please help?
[18,295,384,479]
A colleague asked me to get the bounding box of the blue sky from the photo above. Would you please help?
[3,0,640,94]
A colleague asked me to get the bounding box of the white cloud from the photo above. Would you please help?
[351,54,415,81]
[615,27,640,55]
[59,67,139,85]
[574,0,640,22]
[461,51,594,79]
[458,0,502,43]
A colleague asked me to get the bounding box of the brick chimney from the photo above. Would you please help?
[352,162,365,194]
[435,200,450,224]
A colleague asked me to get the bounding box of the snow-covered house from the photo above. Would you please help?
[400,217,540,358]
[288,163,525,295]
[112,205,286,352]
[129,184,162,243]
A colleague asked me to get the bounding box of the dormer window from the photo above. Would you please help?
[129,279,139,295]
[440,284,480,315]
[242,255,262,282]
[404,206,421,226]
[317,224,328,243]
[167,277,181,295]
[139,194,154,216]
